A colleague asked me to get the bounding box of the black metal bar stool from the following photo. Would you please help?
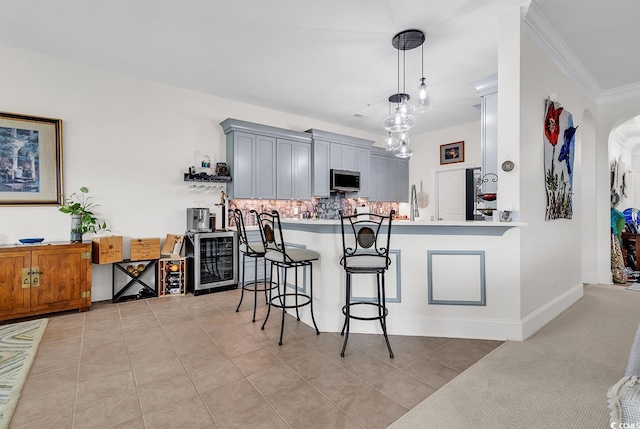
[230,209,277,323]
[338,209,395,358]
[254,209,320,345]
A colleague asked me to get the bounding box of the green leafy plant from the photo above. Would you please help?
[59,186,109,234]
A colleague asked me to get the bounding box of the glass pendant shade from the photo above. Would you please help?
[415,78,432,113]
[383,107,416,132]
[382,133,399,151]
[393,140,413,158]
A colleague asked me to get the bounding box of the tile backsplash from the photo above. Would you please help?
[229,195,399,226]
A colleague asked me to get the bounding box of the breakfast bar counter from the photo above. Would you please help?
[277,219,527,341]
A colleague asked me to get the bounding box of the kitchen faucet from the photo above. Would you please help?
[410,184,419,221]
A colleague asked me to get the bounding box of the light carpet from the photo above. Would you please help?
[0,318,48,429]
[388,284,640,429]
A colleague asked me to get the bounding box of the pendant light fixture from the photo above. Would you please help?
[382,132,400,151]
[415,42,432,113]
[381,29,426,159]
[393,131,413,158]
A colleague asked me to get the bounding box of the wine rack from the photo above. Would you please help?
[158,257,187,296]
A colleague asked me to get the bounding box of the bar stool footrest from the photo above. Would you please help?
[342,302,388,321]
[241,280,278,293]
[269,293,312,310]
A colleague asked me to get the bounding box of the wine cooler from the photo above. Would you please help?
[185,231,238,295]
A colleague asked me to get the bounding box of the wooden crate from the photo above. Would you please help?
[91,236,123,264]
[130,238,161,261]
[161,234,184,257]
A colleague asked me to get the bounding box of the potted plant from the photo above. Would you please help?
[59,186,109,242]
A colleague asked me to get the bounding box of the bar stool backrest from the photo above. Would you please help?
[253,209,288,260]
[339,209,395,271]
[230,209,262,254]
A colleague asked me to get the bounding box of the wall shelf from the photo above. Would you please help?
[184,173,231,183]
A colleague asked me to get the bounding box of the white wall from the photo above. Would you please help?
[517,27,596,318]
[408,121,482,220]
[0,44,381,301]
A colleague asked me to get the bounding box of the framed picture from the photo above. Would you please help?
[440,141,465,165]
[195,150,213,174]
[0,112,63,205]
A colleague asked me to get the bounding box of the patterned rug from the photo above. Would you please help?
[0,318,48,429]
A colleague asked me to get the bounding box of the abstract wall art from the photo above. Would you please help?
[544,98,577,220]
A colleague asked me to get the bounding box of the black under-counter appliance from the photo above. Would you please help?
[185,231,238,295]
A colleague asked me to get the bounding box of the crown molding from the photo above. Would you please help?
[523,3,640,105]
[522,3,600,103]
[599,82,640,105]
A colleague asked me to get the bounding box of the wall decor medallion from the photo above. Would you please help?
[0,112,63,205]
[501,160,514,172]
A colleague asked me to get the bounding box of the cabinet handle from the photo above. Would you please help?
[22,268,31,288]
[31,267,41,287]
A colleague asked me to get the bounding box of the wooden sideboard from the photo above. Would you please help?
[0,241,92,321]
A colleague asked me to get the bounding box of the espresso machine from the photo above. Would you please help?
[187,207,212,232]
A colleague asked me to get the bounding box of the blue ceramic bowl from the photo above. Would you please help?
[18,238,45,244]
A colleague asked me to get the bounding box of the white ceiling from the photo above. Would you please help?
[0,0,638,140]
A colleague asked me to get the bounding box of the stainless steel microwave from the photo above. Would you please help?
[330,169,360,192]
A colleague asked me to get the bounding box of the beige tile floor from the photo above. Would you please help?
[8,289,502,429]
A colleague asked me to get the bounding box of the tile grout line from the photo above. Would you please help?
[70,311,86,429]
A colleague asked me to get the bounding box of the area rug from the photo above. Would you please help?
[0,318,48,429]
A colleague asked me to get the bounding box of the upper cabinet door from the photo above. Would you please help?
[370,154,390,202]
[389,158,409,202]
[277,139,311,200]
[294,141,311,199]
[231,132,256,199]
[330,143,357,171]
[312,140,330,197]
[342,145,357,171]
[357,148,370,198]
[276,139,294,200]
[254,135,277,199]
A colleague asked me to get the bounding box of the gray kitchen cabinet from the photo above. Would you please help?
[357,148,370,198]
[277,139,311,200]
[369,150,409,202]
[221,118,312,200]
[389,157,410,202]
[224,130,276,199]
[307,129,374,198]
[312,140,330,197]
[330,143,358,171]
[370,153,390,202]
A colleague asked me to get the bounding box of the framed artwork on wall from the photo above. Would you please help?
[0,112,63,205]
[440,141,465,165]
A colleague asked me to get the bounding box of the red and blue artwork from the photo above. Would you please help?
[544,97,577,220]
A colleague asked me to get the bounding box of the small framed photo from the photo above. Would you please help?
[0,112,63,205]
[440,141,465,165]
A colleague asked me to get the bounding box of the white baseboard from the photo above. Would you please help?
[520,283,583,340]
[312,311,522,341]
[290,284,583,342]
